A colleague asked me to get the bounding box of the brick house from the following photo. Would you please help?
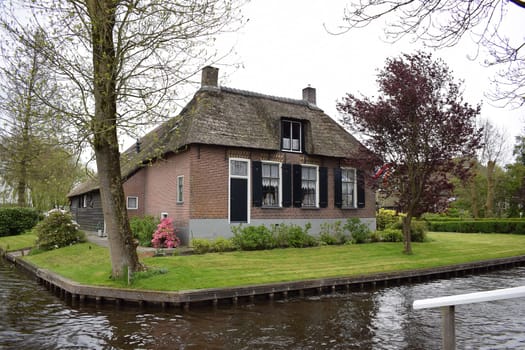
[68,66,376,244]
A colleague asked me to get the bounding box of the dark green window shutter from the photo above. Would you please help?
[334,168,342,208]
[301,123,306,154]
[293,164,302,208]
[282,163,292,207]
[252,161,262,207]
[319,167,328,208]
[357,170,366,208]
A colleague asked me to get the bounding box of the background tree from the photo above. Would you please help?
[478,118,509,217]
[340,0,525,107]
[337,51,482,254]
[28,142,90,212]
[503,132,525,216]
[449,160,486,218]
[0,0,244,278]
[0,31,70,207]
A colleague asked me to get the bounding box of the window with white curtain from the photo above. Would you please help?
[262,162,280,207]
[301,165,317,207]
[342,168,357,208]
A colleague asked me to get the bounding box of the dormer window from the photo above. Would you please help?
[282,120,302,152]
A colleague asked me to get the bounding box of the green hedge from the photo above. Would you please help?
[428,220,525,234]
[0,207,40,237]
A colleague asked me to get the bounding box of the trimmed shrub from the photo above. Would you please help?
[319,221,349,245]
[392,220,428,242]
[427,220,525,234]
[0,207,39,237]
[191,238,211,254]
[34,211,85,250]
[210,237,236,252]
[191,237,237,254]
[130,215,159,247]
[231,223,317,251]
[376,208,400,230]
[344,218,371,244]
[271,223,317,248]
[410,220,428,242]
[379,228,404,242]
[231,225,274,250]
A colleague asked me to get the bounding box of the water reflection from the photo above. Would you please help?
[1,258,524,349]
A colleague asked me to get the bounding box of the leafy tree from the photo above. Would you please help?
[504,162,525,217]
[0,0,243,278]
[0,31,62,206]
[337,51,482,254]
[514,133,525,165]
[341,0,525,107]
[0,31,85,211]
[449,161,486,218]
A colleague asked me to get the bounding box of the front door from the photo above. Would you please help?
[229,159,249,223]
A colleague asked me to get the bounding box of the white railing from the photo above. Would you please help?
[413,286,525,350]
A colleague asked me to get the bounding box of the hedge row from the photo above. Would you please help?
[428,220,525,234]
[0,207,40,237]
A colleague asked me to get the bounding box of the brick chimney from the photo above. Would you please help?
[201,66,219,87]
[302,85,316,105]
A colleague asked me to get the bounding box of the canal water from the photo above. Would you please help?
[1,258,524,350]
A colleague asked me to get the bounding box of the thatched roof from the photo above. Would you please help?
[68,84,366,197]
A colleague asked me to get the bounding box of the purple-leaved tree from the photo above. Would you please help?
[337,51,483,254]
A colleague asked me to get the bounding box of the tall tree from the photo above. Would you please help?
[0,31,62,207]
[478,118,509,217]
[338,51,482,254]
[340,0,525,107]
[0,0,243,278]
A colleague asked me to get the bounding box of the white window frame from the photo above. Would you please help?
[126,196,139,210]
[282,120,302,153]
[81,194,88,208]
[261,161,282,208]
[177,175,184,203]
[341,167,357,208]
[301,164,319,208]
[228,158,251,224]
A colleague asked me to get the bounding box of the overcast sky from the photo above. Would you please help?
[211,0,523,163]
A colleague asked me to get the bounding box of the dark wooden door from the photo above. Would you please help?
[230,178,248,223]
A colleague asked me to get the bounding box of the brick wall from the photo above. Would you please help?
[190,145,230,219]
[189,144,376,222]
[123,169,145,218]
[123,150,191,232]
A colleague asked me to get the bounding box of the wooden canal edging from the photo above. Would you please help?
[3,248,525,310]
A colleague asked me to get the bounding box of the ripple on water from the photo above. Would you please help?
[1,259,525,349]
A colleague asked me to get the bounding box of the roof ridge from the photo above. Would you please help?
[199,85,323,111]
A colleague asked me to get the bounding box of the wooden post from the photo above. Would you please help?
[441,305,455,350]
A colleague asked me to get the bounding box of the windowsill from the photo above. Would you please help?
[301,206,319,210]
[281,149,302,153]
[127,208,138,210]
[341,206,359,210]
[261,206,282,209]
[177,202,184,205]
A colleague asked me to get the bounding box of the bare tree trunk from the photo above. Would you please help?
[485,160,495,217]
[470,179,479,218]
[87,0,140,278]
[16,174,27,206]
[402,214,413,254]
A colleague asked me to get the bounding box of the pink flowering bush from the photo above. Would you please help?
[151,218,180,249]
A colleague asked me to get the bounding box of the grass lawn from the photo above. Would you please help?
[0,232,37,251]
[11,232,525,292]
